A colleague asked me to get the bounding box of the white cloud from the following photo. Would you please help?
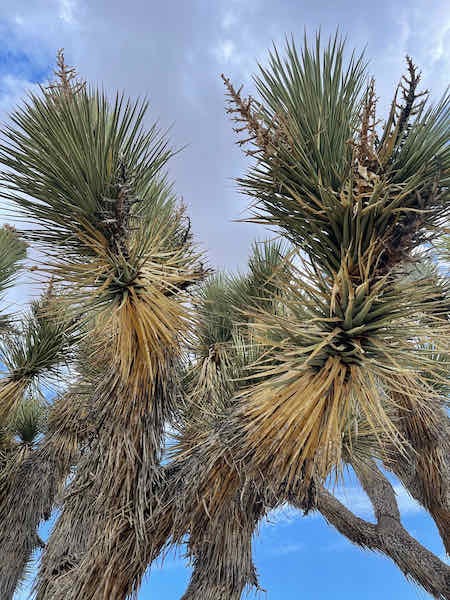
[264,481,423,530]
[0,75,38,116]
[393,485,423,516]
[214,39,237,64]
[428,23,450,63]
[0,0,448,288]
[221,11,237,30]
[264,504,300,527]
[59,0,77,24]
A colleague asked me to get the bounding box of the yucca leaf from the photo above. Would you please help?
[0,289,76,422]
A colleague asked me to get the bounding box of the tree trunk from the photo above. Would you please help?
[36,366,182,600]
[0,393,85,599]
[181,487,266,600]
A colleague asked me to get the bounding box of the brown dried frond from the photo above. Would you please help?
[0,379,29,424]
[47,49,85,96]
[221,74,276,157]
[148,426,287,598]
[44,277,55,301]
[357,78,380,166]
[0,389,89,599]
[181,483,265,599]
[36,365,177,600]
[397,56,428,133]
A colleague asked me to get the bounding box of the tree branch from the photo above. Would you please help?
[315,485,378,548]
[290,465,450,599]
[353,460,400,525]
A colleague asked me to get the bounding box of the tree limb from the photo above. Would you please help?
[297,461,450,599]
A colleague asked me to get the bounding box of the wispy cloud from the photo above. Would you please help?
[221,10,237,30]
[214,39,237,64]
[59,0,77,25]
[264,504,300,527]
[0,74,37,114]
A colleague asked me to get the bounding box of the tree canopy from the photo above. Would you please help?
[0,35,448,600]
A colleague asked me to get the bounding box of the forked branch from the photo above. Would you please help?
[291,463,450,599]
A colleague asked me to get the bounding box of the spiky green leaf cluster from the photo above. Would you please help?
[9,396,47,446]
[179,240,289,433]
[0,78,202,315]
[223,33,450,482]
[0,289,77,423]
[0,67,205,407]
[1,294,75,386]
[0,225,26,294]
[0,225,27,332]
[227,34,449,274]
[0,88,169,253]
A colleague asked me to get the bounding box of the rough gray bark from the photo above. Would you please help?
[36,390,166,600]
[0,449,60,600]
[0,393,86,600]
[181,490,265,600]
[297,462,450,600]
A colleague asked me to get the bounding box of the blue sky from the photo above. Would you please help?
[1,1,448,598]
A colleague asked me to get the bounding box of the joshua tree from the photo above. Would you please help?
[148,243,449,599]
[0,50,204,600]
[0,36,448,600]
[0,284,79,599]
[148,34,450,599]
